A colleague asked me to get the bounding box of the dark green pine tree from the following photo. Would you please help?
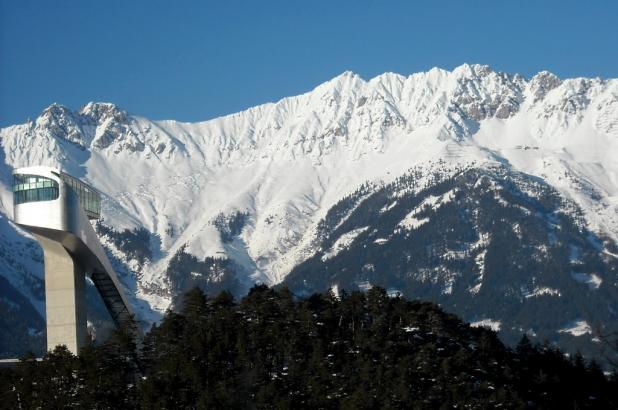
[77,326,139,408]
[139,310,192,409]
[33,346,79,409]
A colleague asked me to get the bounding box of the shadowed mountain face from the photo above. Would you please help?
[0,64,617,360]
[283,165,618,361]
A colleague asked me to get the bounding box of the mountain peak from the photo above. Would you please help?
[40,102,73,119]
[528,70,562,101]
[325,70,363,86]
[34,103,88,148]
[336,70,360,79]
[80,101,120,114]
[451,63,495,78]
[311,70,366,101]
[369,71,407,86]
[79,102,128,123]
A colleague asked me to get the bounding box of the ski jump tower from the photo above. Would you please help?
[12,166,140,354]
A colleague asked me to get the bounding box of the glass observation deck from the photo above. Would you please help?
[59,173,101,219]
[13,172,101,220]
[13,174,60,204]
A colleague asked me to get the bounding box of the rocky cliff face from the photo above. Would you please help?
[0,64,617,359]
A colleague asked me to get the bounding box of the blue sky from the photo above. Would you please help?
[1,0,617,127]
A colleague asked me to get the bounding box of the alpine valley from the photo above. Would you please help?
[1,64,617,363]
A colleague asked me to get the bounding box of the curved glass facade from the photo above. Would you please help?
[13,174,59,204]
[13,172,101,219]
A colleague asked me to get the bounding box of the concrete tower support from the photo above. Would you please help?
[36,234,87,353]
[13,166,141,355]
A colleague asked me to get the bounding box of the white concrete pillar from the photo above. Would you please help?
[35,234,87,355]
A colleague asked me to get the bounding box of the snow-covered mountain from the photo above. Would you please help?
[1,64,617,358]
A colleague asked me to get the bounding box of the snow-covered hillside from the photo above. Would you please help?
[1,63,617,338]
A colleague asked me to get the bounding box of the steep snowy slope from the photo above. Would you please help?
[1,64,617,356]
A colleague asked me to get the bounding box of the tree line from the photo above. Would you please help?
[1,285,616,409]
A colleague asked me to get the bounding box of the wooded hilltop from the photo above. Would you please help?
[1,285,616,409]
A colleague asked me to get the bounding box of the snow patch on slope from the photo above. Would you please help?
[322,226,369,261]
[559,320,592,337]
[470,319,502,332]
[571,272,602,289]
[399,189,458,231]
[523,287,562,298]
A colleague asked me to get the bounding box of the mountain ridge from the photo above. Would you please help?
[1,63,617,359]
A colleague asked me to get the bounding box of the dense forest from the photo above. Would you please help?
[1,286,616,409]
